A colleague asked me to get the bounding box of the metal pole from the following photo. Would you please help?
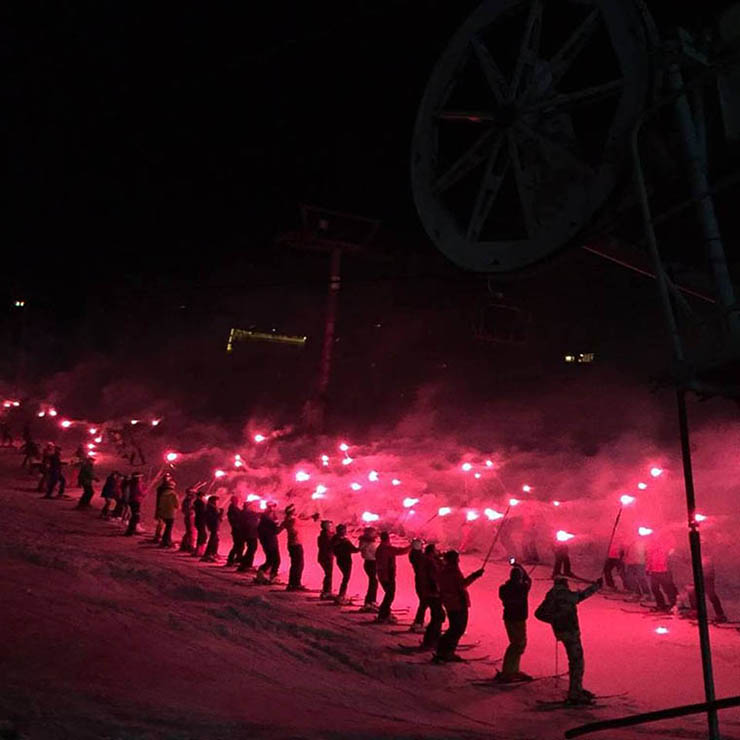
[668,63,740,337]
[482,506,511,566]
[676,389,719,739]
[603,505,623,569]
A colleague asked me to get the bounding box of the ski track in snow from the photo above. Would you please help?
[1,456,740,740]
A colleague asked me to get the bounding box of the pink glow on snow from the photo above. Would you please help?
[438,507,452,517]
[402,497,419,508]
[361,511,380,522]
[214,470,226,479]
[638,482,648,490]
[461,462,472,472]
[484,508,504,520]
[466,510,479,522]
[620,494,636,506]
[295,471,311,482]
[638,526,653,536]
[556,530,575,542]
[350,482,362,491]
[254,434,266,443]
[391,479,401,486]
[60,420,72,428]
[650,467,663,478]
[165,452,178,462]
[368,470,379,482]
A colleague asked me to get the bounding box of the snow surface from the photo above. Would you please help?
[2,452,740,740]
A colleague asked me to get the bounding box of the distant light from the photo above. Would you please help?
[391,478,401,486]
[254,434,266,443]
[438,506,452,516]
[339,442,349,452]
[2,401,11,408]
[311,491,325,500]
[637,482,647,490]
[556,530,575,542]
[474,472,482,479]
[312,484,327,500]
[694,513,707,522]
[362,511,380,522]
[259,500,267,510]
[466,510,479,522]
[620,494,636,506]
[60,420,72,428]
[552,501,561,507]
[350,482,362,491]
[89,428,97,435]
[130,419,139,425]
[321,454,329,466]
[638,526,653,536]
[522,484,532,493]
[408,510,415,516]
[48,409,57,417]
[564,354,576,363]
[214,470,226,479]
[655,626,669,635]
[342,456,353,466]
[246,494,261,502]
[402,497,419,508]
[461,462,472,472]
[151,419,161,427]
[484,508,504,520]
[650,467,663,478]
[37,411,45,417]
[368,470,379,482]
[12,401,19,407]
[87,443,95,450]
[509,498,520,507]
[234,459,244,468]
[165,452,178,462]
[295,471,310,482]
[485,460,494,468]
[94,436,102,443]
[14,300,25,308]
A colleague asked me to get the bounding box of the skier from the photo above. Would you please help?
[226,494,246,566]
[332,523,359,604]
[317,520,335,599]
[552,540,574,579]
[434,550,484,662]
[201,495,223,562]
[100,471,120,518]
[496,561,533,682]
[237,500,260,572]
[179,487,196,552]
[192,489,208,558]
[409,538,428,633]
[283,504,307,591]
[158,478,179,549]
[375,531,411,624]
[74,454,95,507]
[683,554,728,623]
[646,538,678,612]
[124,473,144,535]
[152,472,173,544]
[254,501,282,583]
[37,443,54,492]
[536,577,602,704]
[117,473,132,523]
[45,446,67,499]
[358,526,379,611]
[419,544,445,650]
[20,438,39,469]
[623,536,651,601]
[603,538,626,591]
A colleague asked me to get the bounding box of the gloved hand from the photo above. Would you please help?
[473,568,485,579]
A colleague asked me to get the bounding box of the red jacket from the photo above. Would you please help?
[646,544,668,573]
[375,542,410,582]
[438,563,482,612]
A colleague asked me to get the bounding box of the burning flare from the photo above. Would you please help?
[556,530,575,542]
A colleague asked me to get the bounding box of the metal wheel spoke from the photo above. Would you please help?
[466,133,509,241]
[510,0,543,102]
[516,120,592,175]
[526,78,624,114]
[433,127,499,194]
[471,37,508,105]
[539,9,601,92]
[508,134,537,238]
[438,110,496,123]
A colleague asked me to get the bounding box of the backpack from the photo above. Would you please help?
[534,591,558,624]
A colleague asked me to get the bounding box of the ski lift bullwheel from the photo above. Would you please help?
[412,0,654,272]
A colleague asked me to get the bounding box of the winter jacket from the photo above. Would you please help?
[101,474,118,500]
[77,459,94,486]
[129,478,144,505]
[375,542,410,582]
[193,496,207,528]
[242,508,260,539]
[499,570,532,622]
[417,553,441,599]
[646,544,669,574]
[358,534,378,561]
[158,487,179,520]
[205,503,223,532]
[282,515,302,546]
[227,503,243,533]
[547,581,600,634]
[409,549,424,585]
[258,513,280,549]
[317,531,334,565]
[438,562,482,612]
[332,534,359,568]
[624,539,646,566]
